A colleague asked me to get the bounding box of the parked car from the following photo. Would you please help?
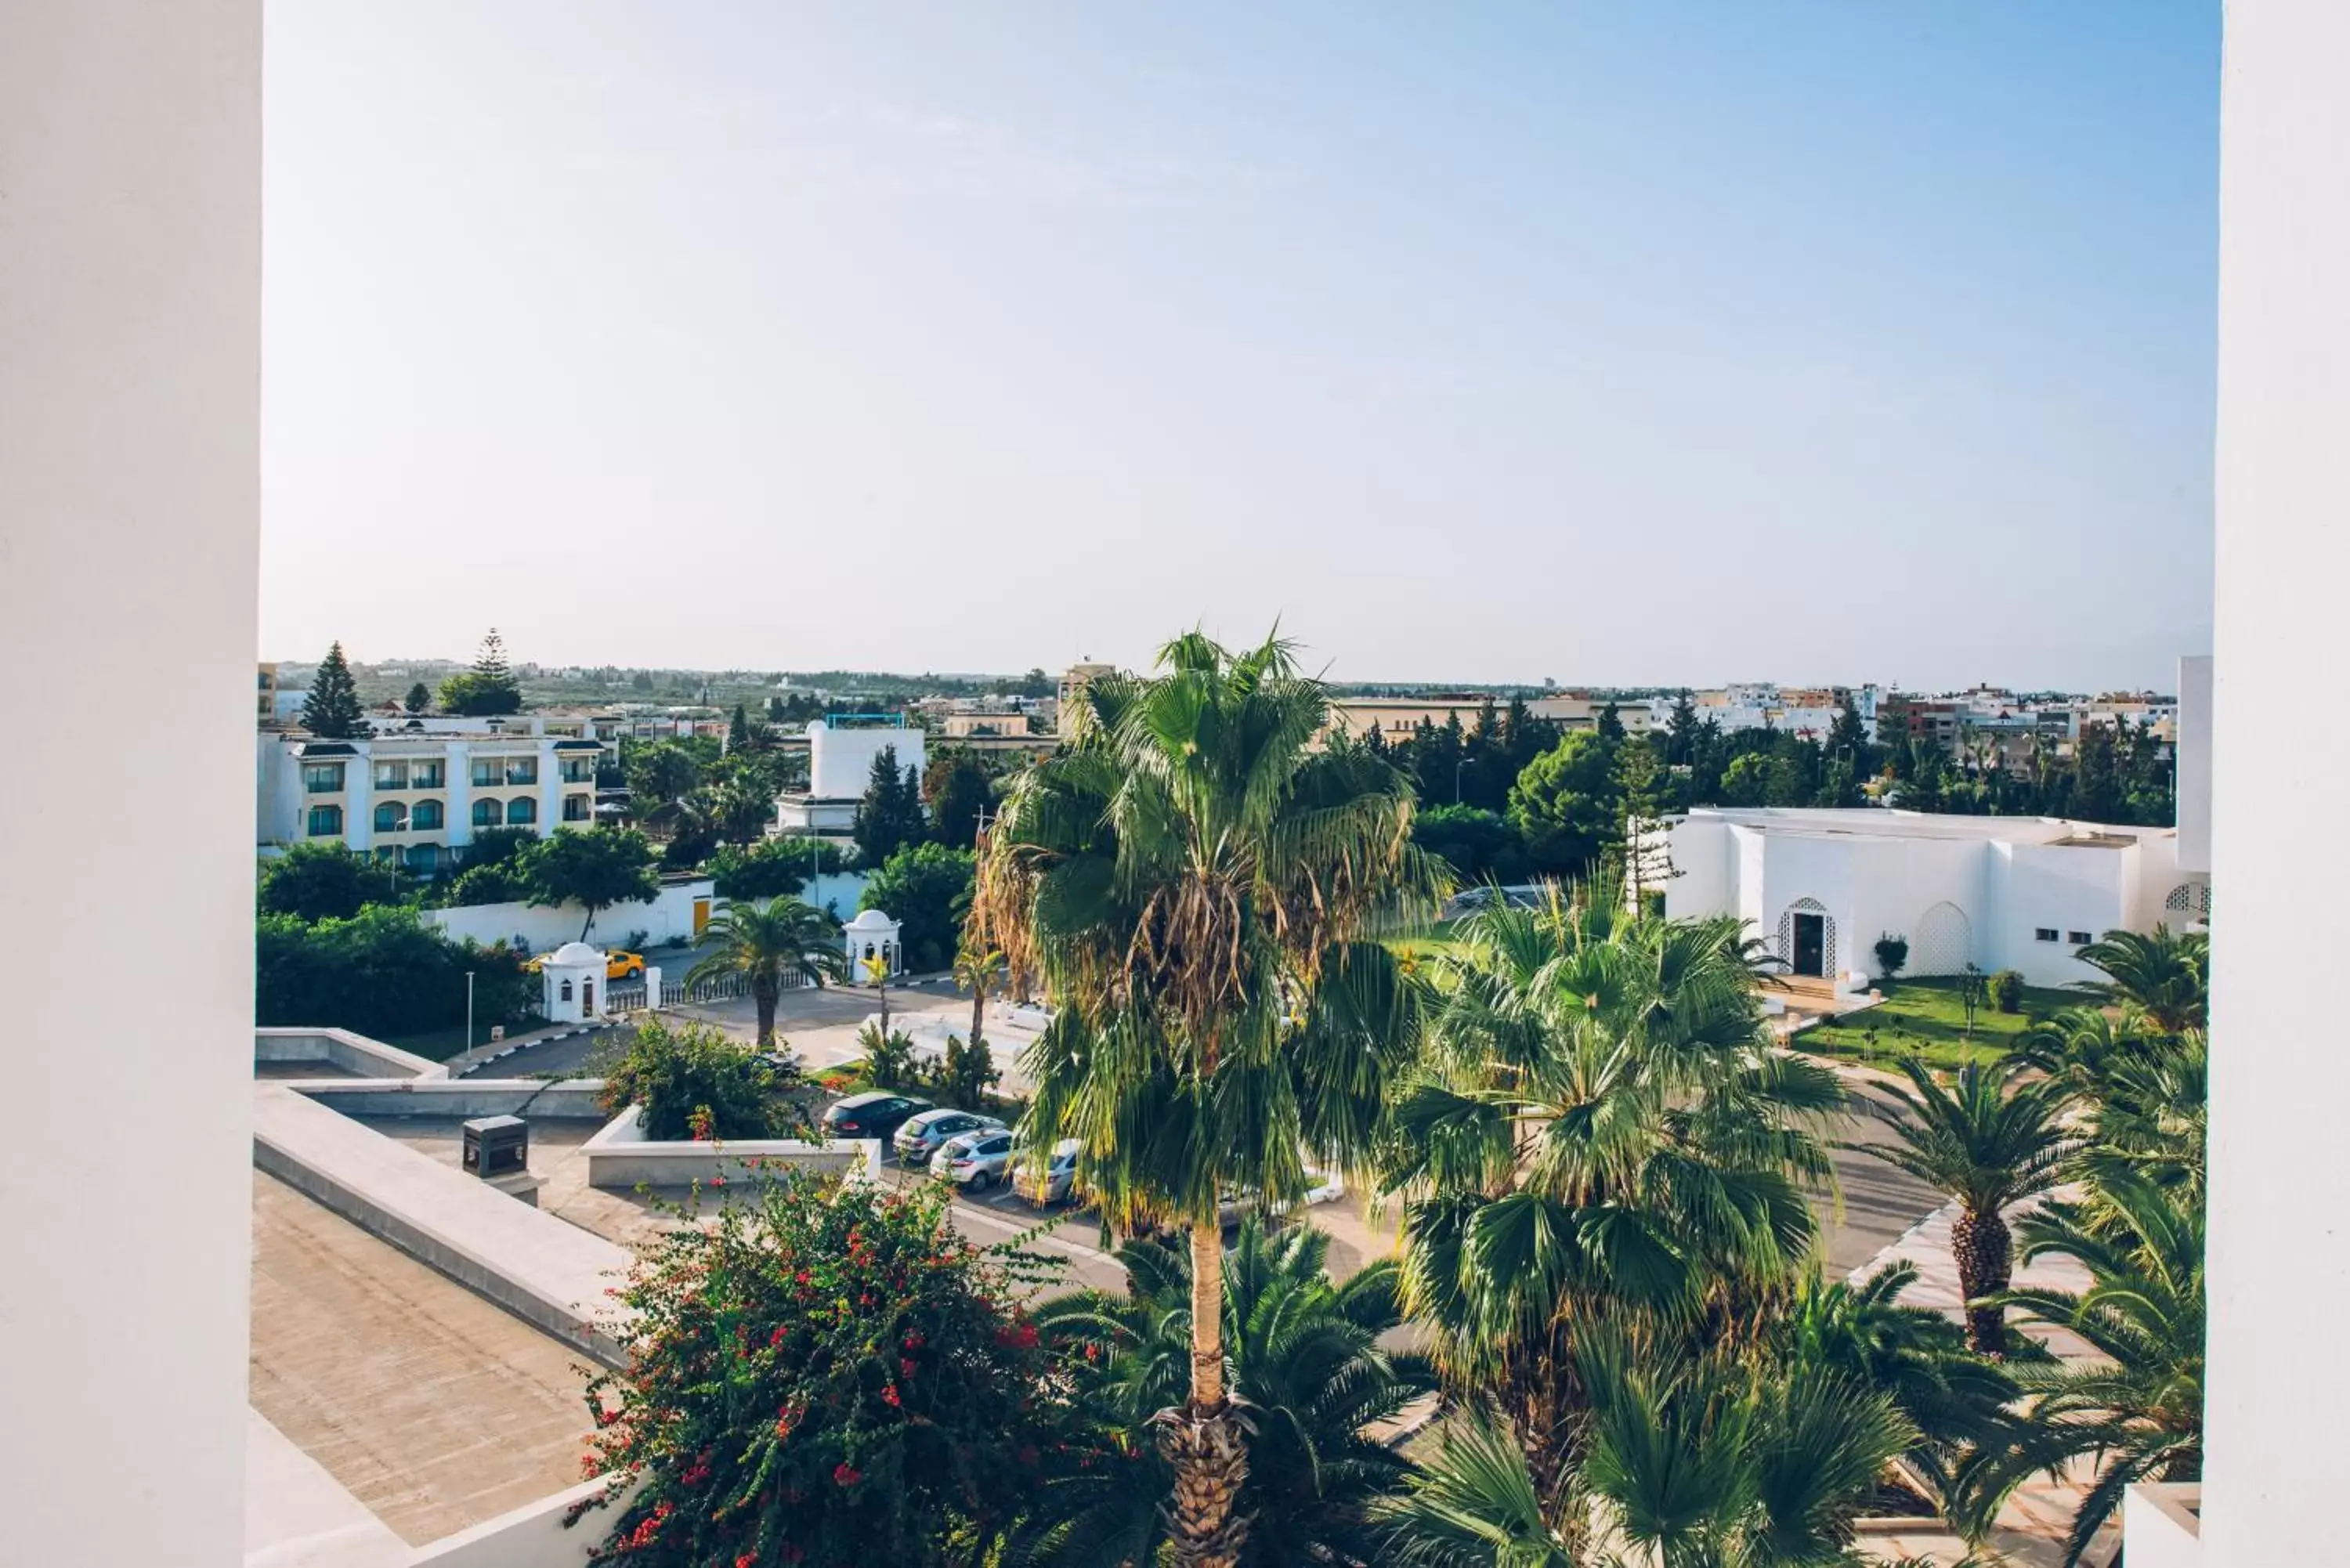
[1017,1137,1085,1205]
[821,1092,933,1143]
[1216,1169,1346,1228]
[523,948,646,981]
[932,1129,1017,1190]
[893,1108,1007,1167]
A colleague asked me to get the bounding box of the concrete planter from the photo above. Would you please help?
[580,1106,883,1190]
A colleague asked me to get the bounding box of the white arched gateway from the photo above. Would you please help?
[1777,898,1836,979]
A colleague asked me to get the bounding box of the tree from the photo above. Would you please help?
[256,905,533,1041]
[728,702,751,750]
[687,897,847,1046]
[1661,688,1701,767]
[935,1031,1000,1111]
[299,641,368,739]
[402,681,431,714]
[627,742,706,807]
[593,1017,796,1141]
[1410,804,1530,884]
[2071,926,2207,1035]
[1018,1219,1437,1568]
[439,628,523,716]
[705,836,843,901]
[1609,734,1672,899]
[1506,730,1617,876]
[570,1172,1072,1566]
[924,750,993,848]
[1842,1058,2077,1354]
[1989,1173,2205,1566]
[519,827,660,940]
[1874,932,1910,983]
[852,743,927,865]
[971,628,1439,1566]
[859,842,976,973]
[1384,892,1843,1513]
[257,841,399,922]
[1596,700,1626,742]
[953,945,1005,1060]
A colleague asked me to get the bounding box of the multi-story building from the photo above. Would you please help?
[1326,692,1651,747]
[256,726,603,872]
[1057,662,1120,735]
[771,717,925,844]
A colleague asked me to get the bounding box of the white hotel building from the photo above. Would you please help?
[255,725,604,871]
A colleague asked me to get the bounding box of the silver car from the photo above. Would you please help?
[1017,1138,1085,1206]
[932,1129,1017,1190]
[893,1107,1006,1168]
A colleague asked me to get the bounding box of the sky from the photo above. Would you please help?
[263,2,2218,692]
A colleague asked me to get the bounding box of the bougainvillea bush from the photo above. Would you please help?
[593,1017,797,1141]
[568,1166,1071,1566]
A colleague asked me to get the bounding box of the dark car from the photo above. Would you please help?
[821,1091,933,1143]
[892,1107,1007,1167]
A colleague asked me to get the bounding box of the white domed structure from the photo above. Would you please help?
[844,908,901,981]
[540,941,609,1023]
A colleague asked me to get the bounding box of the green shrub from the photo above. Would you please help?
[850,1021,919,1090]
[1989,968,2026,1013]
[934,1032,1000,1111]
[1874,933,1909,981]
[255,905,533,1042]
[595,1017,795,1141]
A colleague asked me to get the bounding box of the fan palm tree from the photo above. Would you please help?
[1987,1173,2204,1566]
[1374,1324,1914,1568]
[973,629,1442,1567]
[1014,1219,1437,1567]
[2070,926,2207,1035]
[1842,1059,2077,1355]
[685,896,846,1046]
[1383,889,1845,1516]
[955,943,1007,1055]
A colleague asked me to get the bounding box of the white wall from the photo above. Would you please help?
[425,880,715,952]
[0,6,259,1566]
[2175,655,2212,876]
[806,721,924,799]
[1994,844,2132,987]
[2199,3,2350,1562]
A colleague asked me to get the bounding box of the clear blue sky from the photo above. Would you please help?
[264,2,2218,691]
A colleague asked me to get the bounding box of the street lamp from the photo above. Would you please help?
[1455,757,1466,804]
[465,970,475,1054]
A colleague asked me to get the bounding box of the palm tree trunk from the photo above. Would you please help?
[1155,1220,1248,1568]
[754,977,778,1046]
[1951,1204,2013,1355]
[971,989,985,1054]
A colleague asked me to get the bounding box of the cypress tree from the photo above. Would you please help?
[301,641,368,739]
[403,681,431,714]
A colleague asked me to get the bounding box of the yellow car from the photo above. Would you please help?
[523,949,646,981]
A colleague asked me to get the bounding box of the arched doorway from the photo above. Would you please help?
[1777,898,1836,978]
[1911,901,1974,976]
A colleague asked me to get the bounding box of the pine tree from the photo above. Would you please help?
[852,743,927,865]
[1663,689,1701,766]
[1597,700,1627,742]
[300,641,368,739]
[402,681,431,714]
[729,703,751,750]
[440,628,524,716]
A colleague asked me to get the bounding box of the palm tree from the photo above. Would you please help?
[1374,1324,1914,1568]
[686,897,846,1046]
[1987,1173,2204,1566]
[973,629,1441,1567]
[1383,889,1845,1515]
[1015,1219,1437,1567]
[2070,926,2207,1035]
[954,943,1006,1055]
[1842,1058,2077,1355]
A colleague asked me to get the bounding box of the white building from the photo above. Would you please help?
[256,728,602,871]
[1663,807,2211,988]
[770,718,924,843]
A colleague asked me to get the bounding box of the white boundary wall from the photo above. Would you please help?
[425,880,715,952]
[2,6,261,1565]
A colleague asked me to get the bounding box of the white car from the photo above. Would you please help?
[932,1129,1017,1190]
[1217,1169,1346,1228]
[1017,1138,1085,1205]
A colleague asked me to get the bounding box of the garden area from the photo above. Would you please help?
[1791,973,2078,1071]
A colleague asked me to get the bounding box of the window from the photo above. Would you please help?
[2068,930,2093,946]
[301,762,345,794]
[505,758,538,786]
[560,758,595,783]
[507,797,537,826]
[472,759,501,789]
[372,761,407,790]
[413,761,445,789]
[306,804,343,837]
[560,979,573,1002]
[372,801,407,833]
[411,799,444,831]
[404,844,438,873]
[472,799,501,829]
[562,793,591,822]
[2034,927,2059,943]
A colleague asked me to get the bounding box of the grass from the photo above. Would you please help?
[1791,976,2081,1072]
[1385,918,1465,964]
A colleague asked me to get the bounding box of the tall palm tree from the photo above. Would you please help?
[1383,890,1845,1515]
[686,896,846,1046]
[1374,1323,1914,1568]
[954,943,1006,1054]
[2070,925,2207,1035]
[973,629,1441,1568]
[1015,1219,1437,1567]
[1987,1173,2205,1566]
[1842,1059,2077,1355]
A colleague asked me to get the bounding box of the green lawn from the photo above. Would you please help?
[1791,977,2083,1071]
[1386,919,1464,964]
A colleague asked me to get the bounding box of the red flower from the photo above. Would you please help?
[833,1462,863,1487]
[881,1383,901,1407]
[898,1357,918,1378]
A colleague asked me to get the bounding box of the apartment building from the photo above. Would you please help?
[257,728,602,870]
[1327,692,1653,746]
